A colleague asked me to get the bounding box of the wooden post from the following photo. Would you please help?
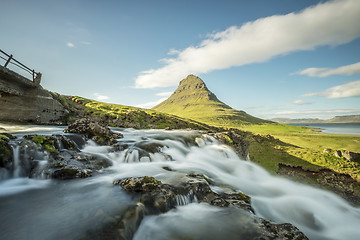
[4,54,13,68]
[34,72,42,85]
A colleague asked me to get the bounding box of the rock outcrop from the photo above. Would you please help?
[88,175,309,240]
[334,150,360,162]
[1,134,112,180]
[64,118,123,145]
[211,129,250,159]
[0,133,15,177]
[277,163,360,205]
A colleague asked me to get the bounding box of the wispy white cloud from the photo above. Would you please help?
[136,97,167,109]
[290,100,312,106]
[94,93,110,101]
[304,80,360,99]
[81,41,91,45]
[66,42,75,48]
[135,0,360,88]
[296,62,360,77]
[156,91,173,97]
[167,49,180,55]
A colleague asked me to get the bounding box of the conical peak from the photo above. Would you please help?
[175,75,208,93]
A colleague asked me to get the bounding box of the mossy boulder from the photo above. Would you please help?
[0,133,15,169]
[115,176,161,193]
[16,134,112,179]
[52,168,92,180]
[64,118,123,145]
[25,135,59,154]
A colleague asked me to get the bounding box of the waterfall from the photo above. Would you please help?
[0,126,359,240]
[7,140,49,179]
[12,145,21,177]
[175,189,198,206]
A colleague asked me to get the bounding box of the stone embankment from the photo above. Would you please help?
[0,66,67,124]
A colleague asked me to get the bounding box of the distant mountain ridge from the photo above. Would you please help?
[272,115,360,124]
[153,75,270,127]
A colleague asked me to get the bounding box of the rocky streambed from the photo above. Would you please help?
[1,120,360,240]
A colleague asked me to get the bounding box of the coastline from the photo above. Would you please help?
[289,123,360,135]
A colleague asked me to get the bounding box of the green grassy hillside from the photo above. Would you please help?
[153,75,271,127]
[51,93,213,130]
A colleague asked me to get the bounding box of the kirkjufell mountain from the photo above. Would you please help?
[153,75,270,128]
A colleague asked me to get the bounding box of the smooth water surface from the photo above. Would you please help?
[290,123,360,135]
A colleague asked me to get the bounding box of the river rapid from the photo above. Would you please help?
[1,124,360,240]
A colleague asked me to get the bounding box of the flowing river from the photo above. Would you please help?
[0,124,360,240]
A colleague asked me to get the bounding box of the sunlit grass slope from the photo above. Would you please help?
[153,75,271,128]
[53,94,213,130]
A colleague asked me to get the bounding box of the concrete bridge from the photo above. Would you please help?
[0,51,68,124]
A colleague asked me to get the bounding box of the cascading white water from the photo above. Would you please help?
[1,126,359,240]
[175,189,198,206]
[12,144,21,178]
[90,129,360,240]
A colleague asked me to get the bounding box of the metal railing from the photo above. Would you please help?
[0,49,42,85]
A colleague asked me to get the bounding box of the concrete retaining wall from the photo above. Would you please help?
[0,66,68,124]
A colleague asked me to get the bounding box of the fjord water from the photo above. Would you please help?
[1,126,360,240]
[290,123,360,135]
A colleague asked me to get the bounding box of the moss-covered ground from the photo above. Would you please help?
[0,134,12,163]
[239,123,360,180]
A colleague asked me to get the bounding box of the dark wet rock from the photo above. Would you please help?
[64,118,123,145]
[111,142,130,152]
[4,134,112,179]
[54,134,78,151]
[114,175,252,214]
[52,168,92,180]
[109,175,308,240]
[46,150,112,179]
[134,205,308,240]
[277,163,360,205]
[0,133,14,172]
[2,139,46,178]
[78,203,145,240]
[63,134,88,149]
[211,129,250,159]
[259,220,309,240]
[133,141,165,153]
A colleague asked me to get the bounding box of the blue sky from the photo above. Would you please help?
[1,0,359,120]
